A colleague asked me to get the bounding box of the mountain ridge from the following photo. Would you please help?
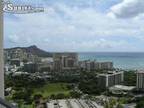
[5,45,52,57]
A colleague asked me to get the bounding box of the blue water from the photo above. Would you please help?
[79,52,144,69]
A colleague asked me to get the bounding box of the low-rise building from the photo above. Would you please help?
[109,85,135,95]
[12,72,29,76]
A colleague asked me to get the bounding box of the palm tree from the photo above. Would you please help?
[116,103,124,108]
[104,98,117,108]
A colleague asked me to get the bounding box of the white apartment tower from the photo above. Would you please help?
[98,71,124,89]
[137,70,144,91]
[53,53,78,71]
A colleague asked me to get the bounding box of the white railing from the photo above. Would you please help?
[0,97,17,108]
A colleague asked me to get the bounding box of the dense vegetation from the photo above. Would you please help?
[5,70,139,108]
[135,97,144,108]
[79,71,105,95]
[124,70,136,86]
[5,73,81,107]
[5,74,46,103]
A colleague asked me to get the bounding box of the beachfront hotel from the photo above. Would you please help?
[79,60,113,71]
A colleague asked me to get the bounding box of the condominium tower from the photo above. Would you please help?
[53,53,78,71]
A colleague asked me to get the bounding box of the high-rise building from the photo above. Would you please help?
[53,53,78,71]
[100,62,113,70]
[24,62,40,73]
[0,1,4,99]
[136,70,144,91]
[7,48,27,61]
[79,60,113,71]
[98,71,124,89]
[39,62,53,72]
[5,48,41,63]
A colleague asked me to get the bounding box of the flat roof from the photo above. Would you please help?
[137,70,144,74]
[109,85,135,91]
[98,71,123,76]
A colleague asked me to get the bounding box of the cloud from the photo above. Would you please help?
[7,34,32,45]
[40,39,131,52]
[4,1,144,51]
[7,34,20,43]
[108,0,144,18]
[72,39,129,51]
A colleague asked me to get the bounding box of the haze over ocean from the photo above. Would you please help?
[79,52,144,70]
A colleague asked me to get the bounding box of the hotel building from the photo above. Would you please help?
[98,71,124,89]
[79,60,113,71]
[53,53,78,71]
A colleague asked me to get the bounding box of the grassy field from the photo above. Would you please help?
[33,83,71,98]
[21,104,33,108]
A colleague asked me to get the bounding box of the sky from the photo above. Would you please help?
[4,0,144,52]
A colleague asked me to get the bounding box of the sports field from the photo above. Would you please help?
[33,83,71,97]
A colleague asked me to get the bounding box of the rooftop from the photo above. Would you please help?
[109,85,135,91]
[137,70,144,74]
[98,71,123,76]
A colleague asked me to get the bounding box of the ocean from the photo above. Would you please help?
[79,52,144,70]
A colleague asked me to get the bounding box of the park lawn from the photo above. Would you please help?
[21,104,33,108]
[33,83,71,98]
